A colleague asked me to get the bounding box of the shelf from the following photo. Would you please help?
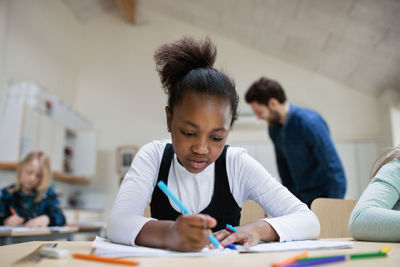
[0,162,18,169]
[0,162,90,184]
[53,171,90,184]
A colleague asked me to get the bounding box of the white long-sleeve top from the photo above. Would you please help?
[107,140,320,246]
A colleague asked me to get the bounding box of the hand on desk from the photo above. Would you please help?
[4,214,24,226]
[136,214,217,252]
[24,215,50,227]
[214,220,279,247]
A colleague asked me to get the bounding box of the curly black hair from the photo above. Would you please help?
[154,36,239,126]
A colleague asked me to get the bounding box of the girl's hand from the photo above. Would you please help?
[24,215,50,227]
[165,214,217,252]
[4,215,24,226]
[214,220,279,247]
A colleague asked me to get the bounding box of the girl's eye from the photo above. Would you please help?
[210,136,224,142]
[181,130,195,136]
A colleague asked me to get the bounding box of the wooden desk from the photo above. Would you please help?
[0,226,78,246]
[0,238,398,267]
[67,223,105,235]
[68,223,106,240]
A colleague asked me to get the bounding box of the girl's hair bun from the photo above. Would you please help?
[154,36,216,94]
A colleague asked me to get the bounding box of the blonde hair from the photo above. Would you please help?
[11,151,52,202]
[370,145,400,179]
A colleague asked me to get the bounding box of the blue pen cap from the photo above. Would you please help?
[225,244,236,250]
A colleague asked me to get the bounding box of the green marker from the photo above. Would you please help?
[349,252,387,259]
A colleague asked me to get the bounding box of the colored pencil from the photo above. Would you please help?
[286,255,346,267]
[298,251,387,262]
[10,207,17,215]
[380,245,391,253]
[73,253,138,265]
[272,251,308,267]
[349,252,387,259]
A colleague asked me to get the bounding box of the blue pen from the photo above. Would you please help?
[157,181,223,249]
[157,181,190,214]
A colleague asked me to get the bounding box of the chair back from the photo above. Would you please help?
[240,200,266,225]
[310,198,357,238]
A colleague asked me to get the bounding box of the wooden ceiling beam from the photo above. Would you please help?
[115,0,135,23]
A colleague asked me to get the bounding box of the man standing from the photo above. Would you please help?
[245,77,346,207]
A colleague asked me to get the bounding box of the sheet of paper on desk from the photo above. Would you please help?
[0,226,73,232]
[236,240,354,253]
[92,237,238,257]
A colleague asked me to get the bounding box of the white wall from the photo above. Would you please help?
[0,0,8,117]
[390,97,400,146]
[2,0,81,107]
[378,89,400,148]
[71,8,383,213]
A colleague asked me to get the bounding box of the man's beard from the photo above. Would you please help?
[267,110,281,126]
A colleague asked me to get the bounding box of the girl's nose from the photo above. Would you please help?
[192,138,209,154]
[29,174,38,181]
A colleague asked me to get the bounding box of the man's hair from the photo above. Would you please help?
[245,76,287,106]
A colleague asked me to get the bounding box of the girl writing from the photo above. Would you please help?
[0,151,66,227]
[107,36,320,251]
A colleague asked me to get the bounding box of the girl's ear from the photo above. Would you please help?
[165,106,172,132]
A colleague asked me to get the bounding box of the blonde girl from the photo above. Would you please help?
[0,151,65,226]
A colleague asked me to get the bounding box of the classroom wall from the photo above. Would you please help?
[0,0,8,116]
[378,89,400,149]
[393,103,400,146]
[0,2,389,216]
[71,7,381,213]
[2,0,81,107]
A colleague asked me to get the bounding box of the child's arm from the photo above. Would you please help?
[33,187,66,226]
[135,214,216,251]
[0,189,24,226]
[3,211,25,226]
[349,158,400,242]
[218,148,320,246]
[108,142,171,246]
[24,215,50,227]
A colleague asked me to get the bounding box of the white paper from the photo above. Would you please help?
[92,237,238,257]
[92,237,353,257]
[236,240,354,253]
[0,226,74,232]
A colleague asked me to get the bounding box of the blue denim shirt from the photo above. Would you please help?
[269,104,346,206]
[0,184,66,226]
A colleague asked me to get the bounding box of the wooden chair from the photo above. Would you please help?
[310,198,357,238]
[144,200,267,226]
[240,200,266,225]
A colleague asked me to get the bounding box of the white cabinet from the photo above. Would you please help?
[0,82,96,180]
[73,130,96,176]
[51,121,66,173]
